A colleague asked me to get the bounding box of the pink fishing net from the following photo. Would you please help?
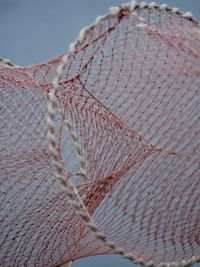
[0,3,200,266]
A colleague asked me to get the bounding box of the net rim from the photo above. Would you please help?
[45,1,200,266]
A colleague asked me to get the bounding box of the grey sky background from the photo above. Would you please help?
[0,0,200,267]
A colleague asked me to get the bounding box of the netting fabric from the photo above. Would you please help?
[0,2,200,267]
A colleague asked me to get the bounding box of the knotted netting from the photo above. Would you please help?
[0,1,200,266]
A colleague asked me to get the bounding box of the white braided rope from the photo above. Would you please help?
[0,57,18,67]
[46,1,200,266]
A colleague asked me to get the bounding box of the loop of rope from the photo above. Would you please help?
[46,1,200,266]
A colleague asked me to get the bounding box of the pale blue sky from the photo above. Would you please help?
[0,1,199,267]
[0,0,200,66]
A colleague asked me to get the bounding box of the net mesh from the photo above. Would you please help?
[0,3,200,267]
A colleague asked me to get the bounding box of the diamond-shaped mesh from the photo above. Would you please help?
[0,3,200,267]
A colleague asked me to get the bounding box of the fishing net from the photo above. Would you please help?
[0,1,200,266]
